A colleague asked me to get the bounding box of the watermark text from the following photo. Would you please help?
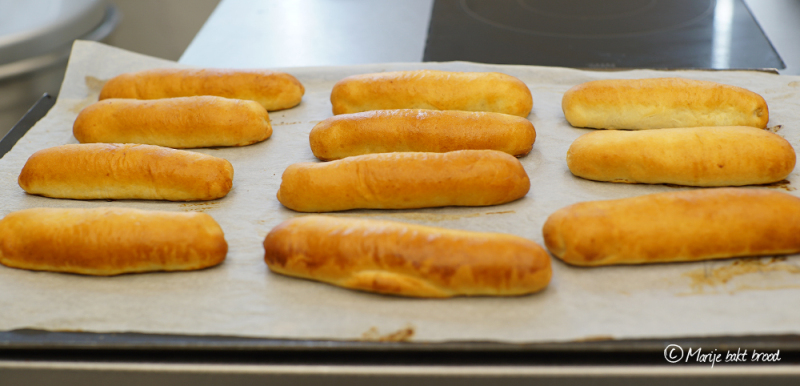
[664,344,780,367]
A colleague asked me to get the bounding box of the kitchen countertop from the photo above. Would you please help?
[180,0,800,75]
[180,0,434,68]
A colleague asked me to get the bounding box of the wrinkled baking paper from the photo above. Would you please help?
[1,40,799,343]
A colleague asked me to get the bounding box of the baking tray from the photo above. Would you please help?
[2,95,800,367]
[0,94,55,160]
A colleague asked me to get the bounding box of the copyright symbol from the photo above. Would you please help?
[664,344,684,363]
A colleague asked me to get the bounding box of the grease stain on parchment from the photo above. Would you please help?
[768,93,797,101]
[572,335,615,342]
[484,210,515,215]
[361,324,415,342]
[662,178,793,190]
[680,257,800,295]
[69,76,107,113]
[255,219,271,239]
[273,121,302,126]
[335,210,516,223]
[760,179,796,191]
[789,81,800,87]
[179,202,220,213]
[766,124,783,133]
[85,75,106,93]
[661,183,689,189]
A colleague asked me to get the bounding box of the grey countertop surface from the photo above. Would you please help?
[180,0,434,68]
[743,0,800,75]
[180,0,800,75]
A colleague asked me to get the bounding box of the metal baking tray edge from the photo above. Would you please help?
[0,93,55,159]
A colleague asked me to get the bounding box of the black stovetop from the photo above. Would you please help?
[424,0,785,69]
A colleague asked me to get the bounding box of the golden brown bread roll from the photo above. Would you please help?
[567,126,796,186]
[99,68,304,111]
[0,207,227,275]
[73,96,272,148]
[309,109,536,160]
[277,150,530,212]
[562,78,769,129]
[330,70,533,117]
[542,188,800,266]
[18,144,233,201]
[264,216,551,297]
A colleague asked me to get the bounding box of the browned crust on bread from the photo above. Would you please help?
[309,109,536,160]
[18,144,233,201]
[99,68,304,111]
[74,96,272,148]
[566,126,796,186]
[542,188,800,266]
[330,70,533,117]
[562,78,769,129]
[0,207,227,275]
[263,216,551,297]
[276,150,530,212]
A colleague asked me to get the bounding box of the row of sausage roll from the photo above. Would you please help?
[0,206,551,297]
[3,187,800,297]
[269,187,800,296]
[562,78,794,186]
[54,69,795,195]
[21,69,306,200]
[75,69,532,151]
[4,70,308,278]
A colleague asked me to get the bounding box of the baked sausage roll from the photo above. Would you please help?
[264,215,551,297]
[567,126,795,186]
[0,207,227,275]
[18,144,233,201]
[331,70,533,117]
[277,150,530,212]
[74,96,272,148]
[562,78,768,130]
[99,68,304,111]
[309,109,536,160]
[543,188,800,266]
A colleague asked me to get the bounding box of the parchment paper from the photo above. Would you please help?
[2,40,800,343]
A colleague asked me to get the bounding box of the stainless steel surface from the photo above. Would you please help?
[743,0,800,75]
[0,4,118,137]
[105,0,221,61]
[423,0,784,70]
[0,0,105,65]
[180,0,434,67]
[180,0,800,74]
[3,361,800,385]
[0,4,118,81]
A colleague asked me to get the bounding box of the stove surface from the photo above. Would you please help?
[424,0,784,69]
